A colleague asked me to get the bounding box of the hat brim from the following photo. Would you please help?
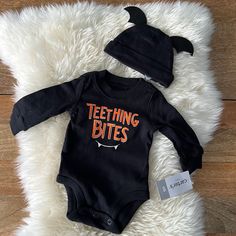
[104,40,174,88]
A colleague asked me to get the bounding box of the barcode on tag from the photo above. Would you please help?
[157,171,193,200]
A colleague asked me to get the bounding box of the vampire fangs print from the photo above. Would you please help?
[86,103,140,149]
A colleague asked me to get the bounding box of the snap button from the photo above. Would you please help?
[106,218,112,225]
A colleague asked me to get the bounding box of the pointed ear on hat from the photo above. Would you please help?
[170,36,194,56]
[124,6,147,25]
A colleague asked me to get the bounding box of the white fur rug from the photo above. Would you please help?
[0,1,222,236]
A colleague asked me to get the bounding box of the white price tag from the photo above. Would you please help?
[157,171,193,200]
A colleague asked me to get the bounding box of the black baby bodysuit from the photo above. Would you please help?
[10,70,203,234]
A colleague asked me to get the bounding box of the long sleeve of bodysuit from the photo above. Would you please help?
[10,76,85,136]
[149,90,204,174]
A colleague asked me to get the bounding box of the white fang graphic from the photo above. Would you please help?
[95,140,120,150]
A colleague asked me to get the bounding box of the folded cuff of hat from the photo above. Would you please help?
[104,40,174,87]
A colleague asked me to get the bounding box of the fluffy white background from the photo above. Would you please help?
[0,1,222,235]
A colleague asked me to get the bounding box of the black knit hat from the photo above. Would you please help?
[104,6,194,87]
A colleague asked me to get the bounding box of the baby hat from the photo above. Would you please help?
[104,6,194,87]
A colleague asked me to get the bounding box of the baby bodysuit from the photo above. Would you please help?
[10,69,203,234]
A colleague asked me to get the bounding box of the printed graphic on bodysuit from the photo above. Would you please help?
[86,103,140,149]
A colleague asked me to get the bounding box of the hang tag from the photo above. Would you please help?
[157,171,193,200]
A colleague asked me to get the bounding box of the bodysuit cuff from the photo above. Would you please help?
[185,156,203,175]
[10,108,26,135]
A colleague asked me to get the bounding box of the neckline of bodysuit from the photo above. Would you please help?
[94,70,143,100]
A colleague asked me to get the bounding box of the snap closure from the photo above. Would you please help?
[106,218,112,225]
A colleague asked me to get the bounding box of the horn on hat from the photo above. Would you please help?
[170,36,194,56]
[124,6,147,25]
[124,6,194,56]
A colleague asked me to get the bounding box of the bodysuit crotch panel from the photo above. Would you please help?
[56,174,149,234]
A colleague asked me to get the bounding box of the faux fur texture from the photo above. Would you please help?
[0,1,222,235]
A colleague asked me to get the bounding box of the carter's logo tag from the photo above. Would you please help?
[157,171,193,200]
